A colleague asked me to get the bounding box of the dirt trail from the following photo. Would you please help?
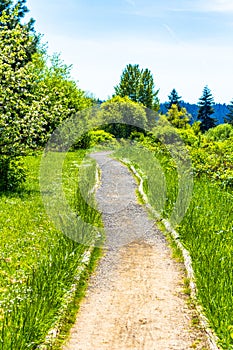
[63,152,209,350]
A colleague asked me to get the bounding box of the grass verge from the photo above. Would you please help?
[0,150,104,349]
[114,144,232,349]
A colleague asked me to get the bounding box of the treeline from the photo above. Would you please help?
[160,89,231,125]
[160,102,229,125]
[110,65,233,132]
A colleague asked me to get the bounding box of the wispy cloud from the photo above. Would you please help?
[170,0,233,13]
[126,0,233,18]
[124,0,136,6]
[204,0,233,12]
[163,24,183,45]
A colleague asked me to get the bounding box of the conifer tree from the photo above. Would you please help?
[224,100,233,125]
[0,0,38,51]
[166,88,182,111]
[197,86,216,131]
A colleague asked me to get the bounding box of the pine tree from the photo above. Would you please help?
[114,64,159,110]
[197,86,216,132]
[0,0,30,25]
[0,0,38,52]
[224,100,233,125]
[166,89,182,111]
[0,0,12,15]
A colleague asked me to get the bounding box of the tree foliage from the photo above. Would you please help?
[0,4,93,190]
[0,8,42,189]
[99,96,148,138]
[225,99,233,125]
[197,86,216,132]
[114,64,159,111]
[1,0,28,20]
[205,123,233,142]
[0,0,38,49]
[166,104,190,129]
[165,88,182,111]
[30,53,93,140]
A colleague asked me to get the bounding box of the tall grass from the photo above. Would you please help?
[178,178,233,349]
[0,151,102,349]
[115,143,233,349]
[114,144,179,219]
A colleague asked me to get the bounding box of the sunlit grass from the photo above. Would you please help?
[116,143,233,349]
[0,150,102,349]
[178,178,233,349]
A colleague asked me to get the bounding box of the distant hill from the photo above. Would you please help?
[159,102,229,125]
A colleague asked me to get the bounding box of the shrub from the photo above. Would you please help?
[205,123,233,141]
[89,130,117,147]
[0,156,26,191]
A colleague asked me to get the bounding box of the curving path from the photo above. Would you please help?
[63,152,209,350]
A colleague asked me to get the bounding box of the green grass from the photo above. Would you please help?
[114,144,172,218]
[115,143,233,349]
[177,178,233,349]
[0,150,103,349]
[51,246,103,349]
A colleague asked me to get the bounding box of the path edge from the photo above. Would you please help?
[120,157,221,350]
[38,161,102,349]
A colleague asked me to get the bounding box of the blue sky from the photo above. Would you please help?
[25,0,233,103]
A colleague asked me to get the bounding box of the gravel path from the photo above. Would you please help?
[63,151,209,350]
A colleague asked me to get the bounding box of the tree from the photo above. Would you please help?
[0,9,43,189]
[99,96,148,138]
[0,0,13,15]
[165,89,182,111]
[0,9,41,149]
[166,104,190,129]
[32,53,93,139]
[0,0,38,48]
[114,64,159,111]
[0,0,32,26]
[197,86,216,132]
[224,100,233,125]
[0,4,93,190]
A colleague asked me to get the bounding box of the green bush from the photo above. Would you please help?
[0,156,26,191]
[72,132,92,149]
[99,96,148,138]
[129,131,145,141]
[205,123,233,141]
[177,128,199,146]
[189,138,233,189]
[72,130,117,150]
[89,129,117,147]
